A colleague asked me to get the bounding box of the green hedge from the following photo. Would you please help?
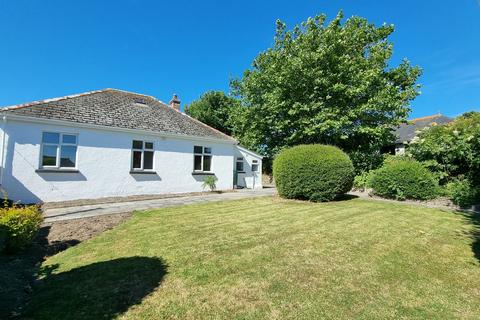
[0,206,43,253]
[273,144,354,202]
[370,159,438,200]
[445,179,480,208]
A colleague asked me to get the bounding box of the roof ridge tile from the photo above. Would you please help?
[1,89,111,111]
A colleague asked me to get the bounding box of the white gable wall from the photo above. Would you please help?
[235,147,262,189]
[1,119,235,203]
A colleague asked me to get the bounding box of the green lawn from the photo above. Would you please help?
[25,197,480,319]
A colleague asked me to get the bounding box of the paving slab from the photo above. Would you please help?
[43,188,277,222]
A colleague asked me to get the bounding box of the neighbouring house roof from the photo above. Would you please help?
[395,114,453,143]
[1,88,235,142]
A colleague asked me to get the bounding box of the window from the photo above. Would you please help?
[132,140,154,171]
[134,98,147,105]
[193,145,212,172]
[41,132,78,168]
[236,157,244,172]
[252,159,259,172]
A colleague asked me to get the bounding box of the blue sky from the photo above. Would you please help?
[0,0,479,118]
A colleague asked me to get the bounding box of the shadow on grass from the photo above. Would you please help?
[460,210,480,263]
[334,194,359,202]
[23,256,167,320]
[283,193,359,203]
[0,225,80,318]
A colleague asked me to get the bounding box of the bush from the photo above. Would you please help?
[353,156,415,192]
[445,179,480,208]
[408,112,480,185]
[370,159,438,200]
[383,154,414,165]
[353,171,375,191]
[0,224,6,253]
[348,149,385,175]
[202,175,218,192]
[273,144,354,202]
[0,206,43,253]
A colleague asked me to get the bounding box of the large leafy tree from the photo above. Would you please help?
[231,11,421,172]
[185,91,240,136]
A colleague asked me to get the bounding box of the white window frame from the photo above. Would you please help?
[251,159,259,172]
[193,145,212,172]
[131,140,155,171]
[236,157,245,172]
[40,131,78,169]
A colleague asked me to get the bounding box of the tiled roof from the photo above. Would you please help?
[1,89,235,142]
[395,114,453,143]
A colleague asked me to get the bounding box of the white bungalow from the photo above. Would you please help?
[0,89,262,203]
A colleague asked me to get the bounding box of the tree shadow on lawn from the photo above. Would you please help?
[23,256,168,320]
[459,210,480,263]
[0,225,80,318]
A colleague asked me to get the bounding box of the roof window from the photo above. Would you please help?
[134,98,147,106]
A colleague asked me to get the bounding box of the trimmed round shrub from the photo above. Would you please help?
[273,144,354,202]
[370,159,438,200]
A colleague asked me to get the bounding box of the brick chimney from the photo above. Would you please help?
[169,94,181,111]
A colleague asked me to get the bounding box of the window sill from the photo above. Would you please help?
[36,168,79,173]
[236,171,246,174]
[130,170,157,175]
[191,172,215,176]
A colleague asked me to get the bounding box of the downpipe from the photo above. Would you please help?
[0,115,7,195]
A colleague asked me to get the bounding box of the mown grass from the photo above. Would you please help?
[25,197,480,319]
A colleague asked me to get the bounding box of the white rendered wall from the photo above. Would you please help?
[234,147,262,189]
[395,143,406,155]
[1,119,235,203]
